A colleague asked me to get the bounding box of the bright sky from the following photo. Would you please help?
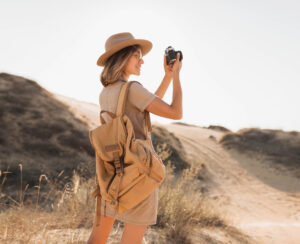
[1,0,299,132]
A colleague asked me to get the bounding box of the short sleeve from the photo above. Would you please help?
[128,82,156,112]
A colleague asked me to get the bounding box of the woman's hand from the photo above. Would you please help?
[172,53,182,75]
[163,55,174,78]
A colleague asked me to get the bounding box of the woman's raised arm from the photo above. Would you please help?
[146,53,182,120]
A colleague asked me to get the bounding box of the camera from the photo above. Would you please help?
[164,46,183,65]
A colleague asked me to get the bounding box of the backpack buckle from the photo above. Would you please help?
[115,162,123,176]
[113,152,124,176]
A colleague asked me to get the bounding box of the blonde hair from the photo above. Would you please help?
[100,44,141,87]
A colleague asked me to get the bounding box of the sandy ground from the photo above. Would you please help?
[158,123,300,244]
[53,94,300,243]
[26,225,162,244]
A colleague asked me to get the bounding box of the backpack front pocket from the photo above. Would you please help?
[118,164,143,196]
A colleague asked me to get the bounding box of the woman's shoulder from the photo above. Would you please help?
[99,81,124,106]
[128,80,149,93]
[128,81,156,112]
[129,80,142,86]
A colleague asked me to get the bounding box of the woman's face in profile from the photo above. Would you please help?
[124,48,144,77]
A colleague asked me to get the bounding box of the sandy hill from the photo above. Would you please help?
[161,123,300,243]
[0,73,97,204]
[1,73,300,243]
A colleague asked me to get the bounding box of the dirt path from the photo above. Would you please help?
[158,123,300,244]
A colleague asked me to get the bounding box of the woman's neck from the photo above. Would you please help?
[120,75,128,82]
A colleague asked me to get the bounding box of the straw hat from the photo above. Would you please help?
[96,32,152,66]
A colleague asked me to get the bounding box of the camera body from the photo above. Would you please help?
[164,46,183,65]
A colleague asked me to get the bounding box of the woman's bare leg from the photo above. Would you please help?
[86,214,115,244]
[120,222,148,244]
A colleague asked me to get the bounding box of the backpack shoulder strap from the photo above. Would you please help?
[99,110,116,124]
[145,111,152,132]
[116,81,140,116]
[116,80,152,132]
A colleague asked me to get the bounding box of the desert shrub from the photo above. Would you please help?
[207,125,231,132]
[151,125,189,172]
[2,93,31,108]
[57,133,94,157]
[0,169,97,243]
[155,160,225,244]
[0,133,5,145]
[219,128,300,169]
[6,106,24,115]
[22,141,64,156]
[0,73,15,81]
[0,108,3,119]
[11,79,43,95]
[29,110,43,119]
[172,122,199,127]
[21,121,66,140]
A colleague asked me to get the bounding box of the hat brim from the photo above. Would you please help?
[96,39,152,67]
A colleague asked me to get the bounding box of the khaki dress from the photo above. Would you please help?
[98,80,158,225]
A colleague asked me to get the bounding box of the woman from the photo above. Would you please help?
[87,32,182,244]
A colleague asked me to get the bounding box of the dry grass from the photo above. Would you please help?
[0,166,97,243]
[0,153,232,243]
[155,161,227,244]
[151,125,190,172]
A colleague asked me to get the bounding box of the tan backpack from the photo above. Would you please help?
[89,81,166,226]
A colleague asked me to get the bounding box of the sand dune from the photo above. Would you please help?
[157,123,300,244]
